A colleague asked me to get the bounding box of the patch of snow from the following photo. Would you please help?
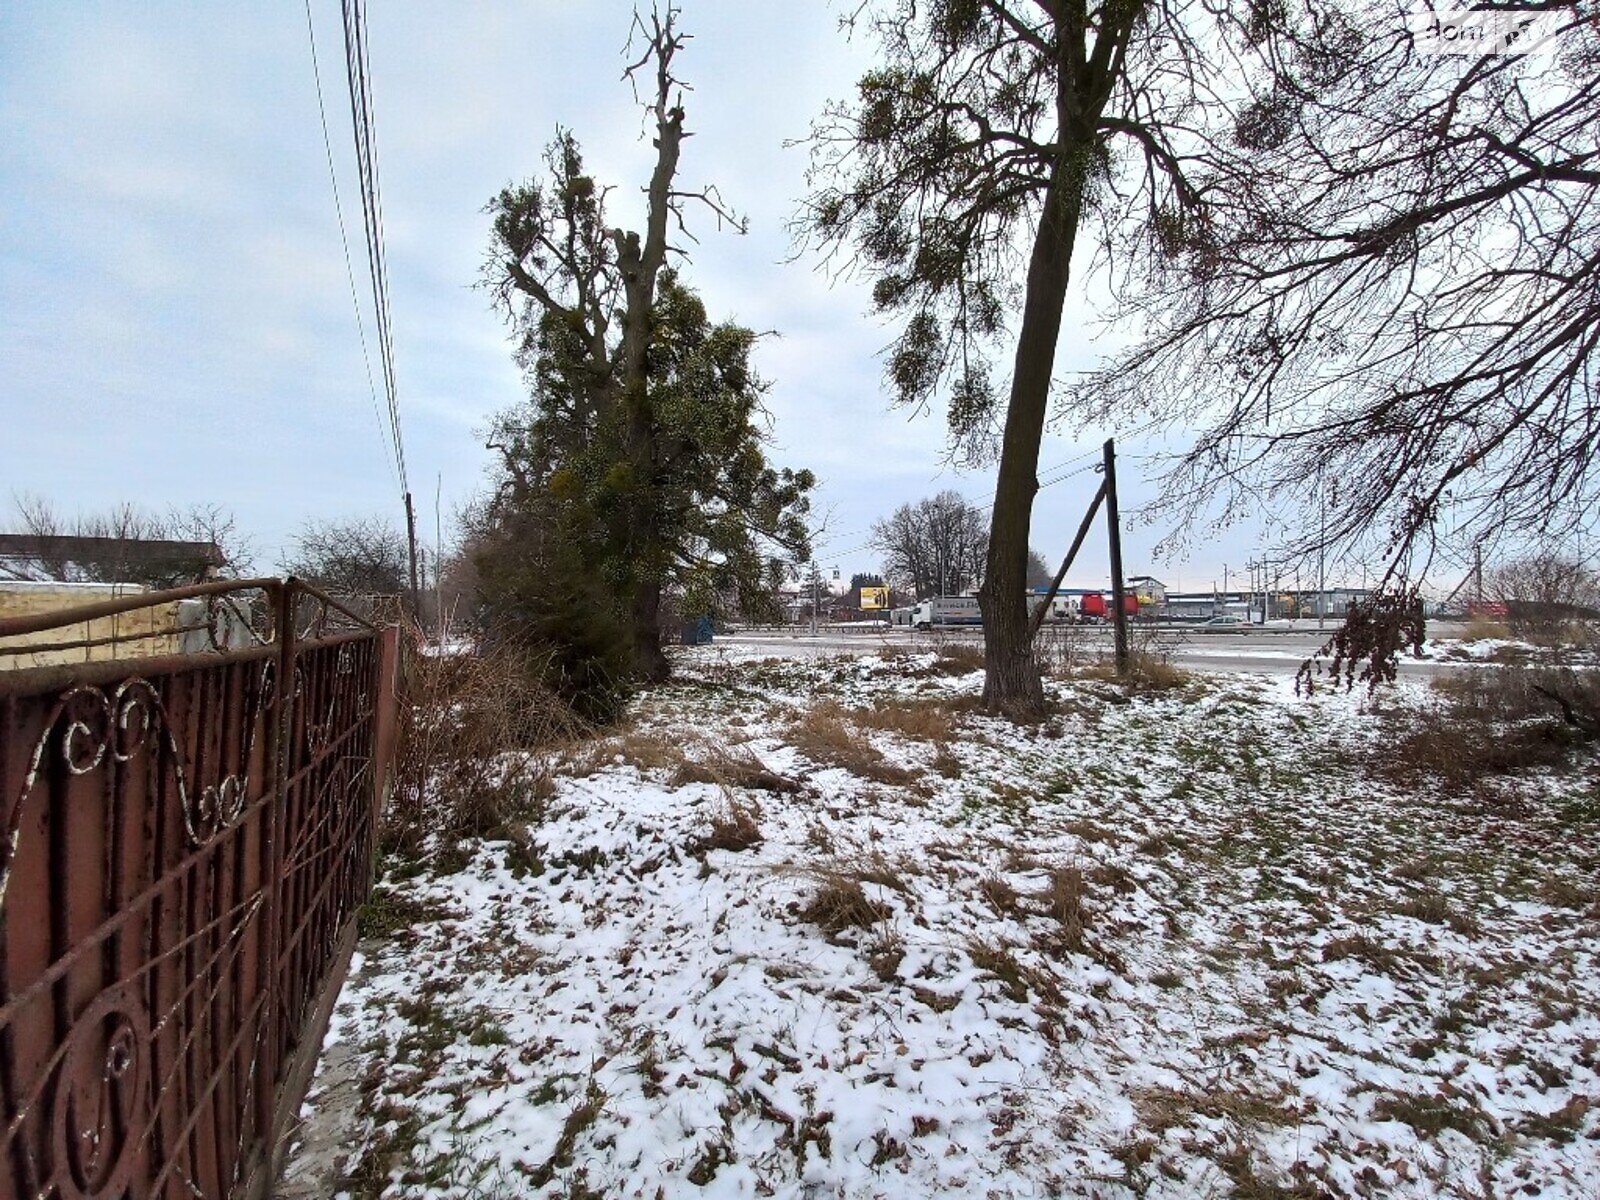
[300,650,1600,1198]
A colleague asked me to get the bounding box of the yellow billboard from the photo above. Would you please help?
[860,586,890,610]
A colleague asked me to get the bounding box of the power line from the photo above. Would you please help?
[815,424,1165,563]
[302,0,398,493]
[811,447,1105,556]
[339,0,409,500]
[818,462,1102,564]
[813,413,1174,561]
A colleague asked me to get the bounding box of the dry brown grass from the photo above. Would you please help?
[1382,717,1579,787]
[1381,666,1600,788]
[978,874,1024,917]
[1030,862,1128,971]
[931,641,986,674]
[1062,650,1194,692]
[867,929,906,982]
[1460,617,1512,642]
[700,799,763,853]
[1392,890,1478,935]
[786,702,918,785]
[556,728,685,780]
[1136,1084,1300,1134]
[850,697,962,743]
[798,872,890,934]
[671,744,801,793]
[387,639,588,859]
[1321,933,1413,975]
[1041,865,1091,954]
[930,744,963,778]
[852,851,913,894]
[1370,1088,1492,1141]
[613,731,688,772]
[965,936,1059,1003]
[563,731,804,795]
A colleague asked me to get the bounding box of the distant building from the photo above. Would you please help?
[1127,576,1167,610]
[0,533,225,585]
[1161,587,1374,622]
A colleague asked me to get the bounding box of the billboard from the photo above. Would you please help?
[859,586,890,610]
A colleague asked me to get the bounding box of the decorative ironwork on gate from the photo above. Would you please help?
[0,578,400,1200]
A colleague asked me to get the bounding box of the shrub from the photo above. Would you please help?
[1380,666,1599,787]
[469,499,636,724]
[387,635,588,860]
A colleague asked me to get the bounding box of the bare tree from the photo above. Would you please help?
[1072,9,1600,585]
[802,1,1600,711]
[1486,551,1600,632]
[872,490,988,600]
[4,494,250,587]
[281,517,408,597]
[799,0,1248,713]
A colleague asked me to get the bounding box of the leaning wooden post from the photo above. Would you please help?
[1104,438,1130,675]
[1028,478,1108,640]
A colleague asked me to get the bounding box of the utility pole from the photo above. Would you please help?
[1104,439,1130,675]
[435,472,445,644]
[404,490,420,619]
[809,560,819,638]
[1318,471,1327,628]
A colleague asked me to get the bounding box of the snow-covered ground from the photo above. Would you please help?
[298,649,1600,1198]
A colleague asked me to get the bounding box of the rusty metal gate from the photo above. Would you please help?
[0,579,400,1200]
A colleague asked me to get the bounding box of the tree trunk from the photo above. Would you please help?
[979,162,1085,718]
[631,574,670,683]
[624,371,672,684]
[609,35,684,690]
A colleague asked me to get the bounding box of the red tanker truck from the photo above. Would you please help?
[1078,592,1138,623]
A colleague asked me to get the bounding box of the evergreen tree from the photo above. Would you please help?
[474,265,812,714]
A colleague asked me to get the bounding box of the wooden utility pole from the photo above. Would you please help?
[1104,439,1130,674]
[404,491,420,617]
[810,560,820,638]
[434,473,445,644]
[1317,469,1327,628]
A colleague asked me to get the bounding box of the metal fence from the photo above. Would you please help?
[0,578,400,1200]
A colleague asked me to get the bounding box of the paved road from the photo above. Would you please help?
[713,623,1468,678]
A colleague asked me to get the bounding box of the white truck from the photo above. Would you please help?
[911,595,982,629]
[1027,592,1079,624]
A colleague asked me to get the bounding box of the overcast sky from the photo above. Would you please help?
[0,1,1303,595]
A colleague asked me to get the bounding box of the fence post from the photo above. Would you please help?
[257,581,296,1159]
